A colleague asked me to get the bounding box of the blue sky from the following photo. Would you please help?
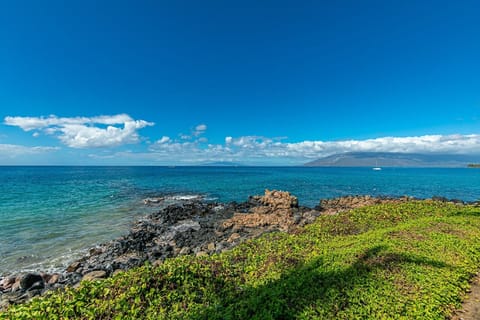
[1,0,479,165]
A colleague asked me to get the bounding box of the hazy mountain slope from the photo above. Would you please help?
[305,152,480,167]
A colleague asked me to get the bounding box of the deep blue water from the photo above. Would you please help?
[1,166,479,275]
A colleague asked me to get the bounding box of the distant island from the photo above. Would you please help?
[200,161,244,167]
[305,152,480,168]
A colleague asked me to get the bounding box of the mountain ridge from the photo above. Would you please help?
[304,152,480,168]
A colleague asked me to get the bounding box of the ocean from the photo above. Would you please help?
[1,166,479,276]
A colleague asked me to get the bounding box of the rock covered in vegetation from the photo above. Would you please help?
[82,270,107,281]
[317,195,414,214]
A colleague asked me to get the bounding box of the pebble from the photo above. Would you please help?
[207,242,216,251]
[179,247,191,255]
[228,233,241,243]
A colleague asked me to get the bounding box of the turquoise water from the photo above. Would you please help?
[1,166,479,276]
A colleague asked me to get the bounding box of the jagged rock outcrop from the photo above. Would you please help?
[221,190,316,232]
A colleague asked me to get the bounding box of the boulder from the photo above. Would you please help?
[66,261,82,273]
[27,281,44,291]
[207,242,216,251]
[27,289,42,298]
[89,247,103,256]
[82,270,107,281]
[0,277,15,291]
[47,274,60,285]
[221,190,302,232]
[3,291,28,304]
[64,272,83,285]
[19,274,44,291]
[260,189,298,209]
[143,197,164,205]
[0,299,9,310]
[227,233,241,243]
[11,278,21,292]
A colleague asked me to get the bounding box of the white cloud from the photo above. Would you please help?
[193,124,207,137]
[195,124,207,132]
[177,124,208,141]
[4,114,154,148]
[281,134,480,159]
[157,136,171,144]
[179,134,191,140]
[4,114,134,131]
[0,144,59,158]
[146,133,480,164]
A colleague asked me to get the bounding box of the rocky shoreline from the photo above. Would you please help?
[0,190,466,310]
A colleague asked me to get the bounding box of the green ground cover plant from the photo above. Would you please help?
[2,200,480,319]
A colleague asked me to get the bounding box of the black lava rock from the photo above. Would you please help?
[19,274,44,291]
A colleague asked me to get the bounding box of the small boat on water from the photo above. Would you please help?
[372,160,382,171]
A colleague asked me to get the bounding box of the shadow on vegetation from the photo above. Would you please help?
[197,245,451,319]
[453,209,480,217]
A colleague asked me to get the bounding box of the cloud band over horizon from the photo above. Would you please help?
[148,133,480,164]
[3,114,480,165]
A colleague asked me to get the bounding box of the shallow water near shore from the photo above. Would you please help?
[1,166,479,276]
